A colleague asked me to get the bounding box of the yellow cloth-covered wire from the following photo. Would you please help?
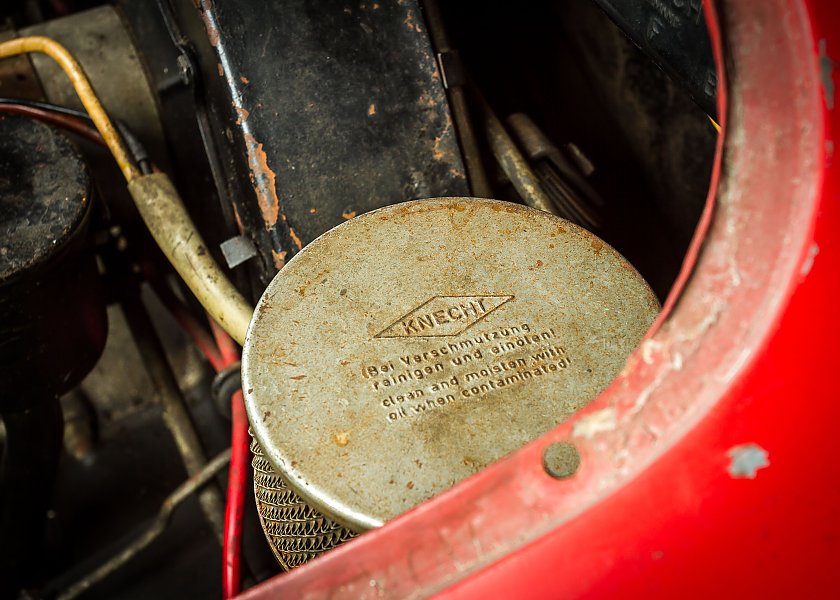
[0,35,253,343]
[0,36,140,181]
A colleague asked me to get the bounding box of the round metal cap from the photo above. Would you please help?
[0,115,90,282]
[243,198,659,531]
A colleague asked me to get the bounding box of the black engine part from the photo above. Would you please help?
[0,114,107,408]
[0,114,107,594]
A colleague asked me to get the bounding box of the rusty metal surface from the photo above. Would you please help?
[242,198,659,532]
[251,437,354,570]
[174,0,467,281]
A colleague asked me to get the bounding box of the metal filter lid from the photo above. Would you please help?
[243,198,659,531]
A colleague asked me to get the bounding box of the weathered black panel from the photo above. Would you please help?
[181,0,467,275]
[592,0,717,116]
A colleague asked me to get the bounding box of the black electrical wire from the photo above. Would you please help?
[0,97,152,174]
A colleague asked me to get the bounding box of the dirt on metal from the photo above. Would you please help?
[243,197,659,535]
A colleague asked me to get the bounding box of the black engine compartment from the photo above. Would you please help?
[0,0,715,596]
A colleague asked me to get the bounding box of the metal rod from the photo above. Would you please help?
[421,0,493,198]
[120,291,226,544]
[475,91,558,215]
[57,449,231,600]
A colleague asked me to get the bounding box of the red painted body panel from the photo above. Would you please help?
[238,0,840,597]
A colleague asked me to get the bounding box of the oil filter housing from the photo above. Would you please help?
[243,198,659,567]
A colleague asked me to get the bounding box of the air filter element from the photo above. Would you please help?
[243,198,658,567]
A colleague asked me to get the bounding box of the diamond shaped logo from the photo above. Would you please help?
[375,295,514,339]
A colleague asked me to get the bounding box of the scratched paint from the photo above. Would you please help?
[235,107,250,124]
[727,444,769,479]
[270,248,288,270]
[195,0,466,272]
[198,2,220,47]
[800,243,820,276]
[198,0,290,242]
[288,227,303,250]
